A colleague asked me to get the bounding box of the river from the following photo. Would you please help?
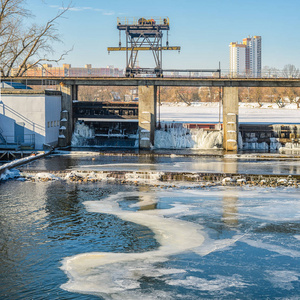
[0,153,300,299]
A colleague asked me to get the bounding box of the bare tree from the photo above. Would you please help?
[282,64,300,78]
[252,87,264,107]
[0,0,71,77]
[286,87,300,108]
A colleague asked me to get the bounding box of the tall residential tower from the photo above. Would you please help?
[229,36,261,77]
[229,42,246,77]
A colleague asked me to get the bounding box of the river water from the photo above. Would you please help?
[20,151,300,175]
[1,154,300,299]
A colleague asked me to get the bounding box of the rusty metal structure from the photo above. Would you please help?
[108,17,180,77]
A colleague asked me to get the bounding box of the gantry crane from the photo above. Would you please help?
[107,17,180,77]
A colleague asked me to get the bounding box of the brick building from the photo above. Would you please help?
[12,64,124,77]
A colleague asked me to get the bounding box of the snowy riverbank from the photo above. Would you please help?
[159,102,299,124]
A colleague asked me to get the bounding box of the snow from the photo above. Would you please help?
[159,102,299,124]
[0,169,20,181]
[35,172,59,181]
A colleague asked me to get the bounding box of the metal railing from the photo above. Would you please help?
[0,134,35,148]
[0,102,44,132]
[1,69,300,81]
[223,70,300,79]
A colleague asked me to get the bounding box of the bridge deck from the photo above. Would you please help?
[8,77,300,87]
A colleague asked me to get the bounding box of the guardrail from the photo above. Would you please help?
[0,134,35,148]
[1,71,299,80]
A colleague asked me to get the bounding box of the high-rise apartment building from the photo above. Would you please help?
[243,36,261,77]
[229,36,261,77]
[229,42,246,77]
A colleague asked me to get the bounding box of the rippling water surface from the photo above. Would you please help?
[1,155,300,299]
[20,151,300,175]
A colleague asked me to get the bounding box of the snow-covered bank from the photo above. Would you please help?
[161,101,298,109]
[159,102,299,124]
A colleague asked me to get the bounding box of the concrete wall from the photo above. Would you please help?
[0,93,61,149]
[45,95,62,146]
[59,85,74,146]
[138,86,157,148]
[223,87,239,151]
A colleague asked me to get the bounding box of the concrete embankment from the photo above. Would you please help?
[18,169,300,188]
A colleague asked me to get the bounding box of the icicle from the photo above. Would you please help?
[154,124,223,149]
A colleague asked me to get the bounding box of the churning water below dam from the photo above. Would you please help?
[0,152,300,299]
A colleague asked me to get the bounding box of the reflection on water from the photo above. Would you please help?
[222,188,239,227]
[137,185,158,211]
[20,152,300,175]
[0,181,158,300]
[223,157,238,173]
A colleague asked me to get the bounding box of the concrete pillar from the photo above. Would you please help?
[71,84,78,100]
[223,87,239,151]
[58,84,74,147]
[138,85,157,149]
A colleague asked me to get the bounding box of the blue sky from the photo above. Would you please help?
[27,0,300,71]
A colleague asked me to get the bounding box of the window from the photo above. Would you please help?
[48,122,50,128]
[51,121,53,127]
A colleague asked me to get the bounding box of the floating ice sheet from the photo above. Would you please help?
[60,187,300,299]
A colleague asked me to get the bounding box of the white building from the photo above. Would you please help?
[0,89,62,150]
[229,42,246,77]
[229,36,261,77]
[243,36,262,77]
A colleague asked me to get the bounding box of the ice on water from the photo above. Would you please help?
[60,187,300,298]
[0,168,20,181]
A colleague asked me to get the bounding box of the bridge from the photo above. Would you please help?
[8,76,300,151]
[12,76,300,87]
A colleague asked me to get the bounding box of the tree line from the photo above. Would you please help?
[0,0,70,77]
[78,85,300,108]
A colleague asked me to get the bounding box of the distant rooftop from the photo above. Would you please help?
[1,81,32,90]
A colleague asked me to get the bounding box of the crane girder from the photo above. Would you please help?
[107,46,181,52]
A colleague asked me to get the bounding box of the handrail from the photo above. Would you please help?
[0,102,44,131]
[0,134,35,146]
